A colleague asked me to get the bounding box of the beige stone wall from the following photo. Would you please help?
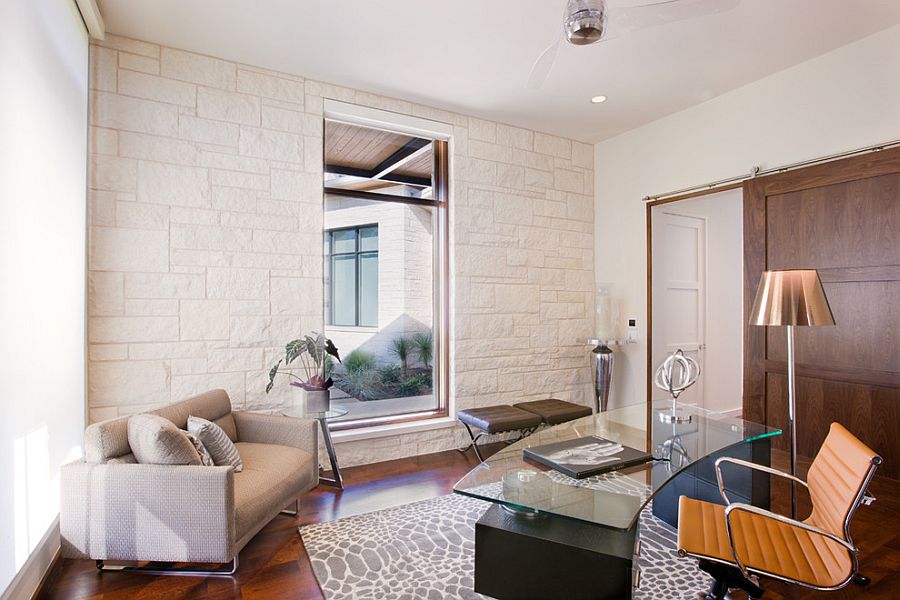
[86,35,595,467]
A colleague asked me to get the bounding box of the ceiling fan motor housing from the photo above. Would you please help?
[564,0,608,45]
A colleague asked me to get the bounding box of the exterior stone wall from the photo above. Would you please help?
[86,35,596,467]
[323,196,434,365]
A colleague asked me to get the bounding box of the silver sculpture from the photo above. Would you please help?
[654,349,700,424]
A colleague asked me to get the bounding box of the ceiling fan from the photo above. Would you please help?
[527,0,740,89]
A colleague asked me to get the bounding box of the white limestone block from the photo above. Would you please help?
[270,277,321,315]
[89,360,170,407]
[125,273,206,299]
[534,132,572,158]
[137,161,210,207]
[198,87,261,126]
[91,91,178,136]
[90,227,168,272]
[116,201,169,230]
[208,347,264,373]
[95,35,160,59]
[118,52,160,74]
[89,272,125,316]
[89,316,179,343]
[161,48,236,89]
[237,69,304,104]
[118,70,196,107]
[178,115,240,146]
[239,126,302,162]
[90,46,117,92]
[180,299,230,340]
[207,267,269,300]
[90,155,137,192]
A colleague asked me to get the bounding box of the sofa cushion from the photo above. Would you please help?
[233,442,315,542]
[188,416,243,472]
[84,389,236,464]
[127,414,202,465]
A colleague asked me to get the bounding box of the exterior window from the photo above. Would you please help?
[323,115,449,431]
[326,225,378,327]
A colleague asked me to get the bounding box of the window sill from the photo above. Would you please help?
[324,325,379,333]
[330,415,457,443]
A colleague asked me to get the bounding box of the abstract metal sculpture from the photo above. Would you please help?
[655,349,700,424]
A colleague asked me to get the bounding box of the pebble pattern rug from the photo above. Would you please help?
[300,493,709,599]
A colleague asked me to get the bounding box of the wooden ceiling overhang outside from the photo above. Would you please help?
[324,121,433,195]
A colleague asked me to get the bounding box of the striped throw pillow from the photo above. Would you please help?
[187,416,243,472]
[184,430,215,466]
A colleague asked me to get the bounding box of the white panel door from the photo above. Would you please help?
[651,212,706,407]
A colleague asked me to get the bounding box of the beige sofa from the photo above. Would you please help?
[60,389,318,569]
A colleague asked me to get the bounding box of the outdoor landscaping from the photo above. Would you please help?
[333,331,434,401]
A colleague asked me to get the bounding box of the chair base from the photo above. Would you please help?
[96,555,238,577]
[698,560,764,600]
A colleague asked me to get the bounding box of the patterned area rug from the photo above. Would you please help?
[300,494,709,599]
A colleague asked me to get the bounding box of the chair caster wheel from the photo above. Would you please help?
[853,574,871,586]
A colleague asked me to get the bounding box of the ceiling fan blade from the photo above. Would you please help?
[526,38,562,89]
[602,0,740,41]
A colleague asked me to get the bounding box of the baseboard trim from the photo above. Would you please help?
[0,518,61,600]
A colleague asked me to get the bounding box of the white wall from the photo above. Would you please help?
[594,24,900,411]
[0,0,88,596]
[651,189,743,414]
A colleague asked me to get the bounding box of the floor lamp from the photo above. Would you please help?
[749,269,835,518]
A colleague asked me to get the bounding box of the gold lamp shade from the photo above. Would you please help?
[749,269,835,327]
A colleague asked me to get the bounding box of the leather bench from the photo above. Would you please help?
[514,398,592,425]
[458,398,591,462]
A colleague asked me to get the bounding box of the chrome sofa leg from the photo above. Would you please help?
[95,555,238,577]
[280,497,300,516]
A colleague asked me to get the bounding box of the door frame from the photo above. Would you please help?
[645,183,742,439]
[651,209,708,406]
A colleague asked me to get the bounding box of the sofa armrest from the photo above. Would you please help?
[232,410,318,467]
[60,460,235,563]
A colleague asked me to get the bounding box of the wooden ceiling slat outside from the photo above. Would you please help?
[325,120,433,178]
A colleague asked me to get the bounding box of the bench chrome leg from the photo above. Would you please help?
[95,555,239,577]
[458,422,487,462]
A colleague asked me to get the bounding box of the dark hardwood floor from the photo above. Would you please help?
[39,444,900,599]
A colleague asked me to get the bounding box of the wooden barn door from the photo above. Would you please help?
[743,147,900,481]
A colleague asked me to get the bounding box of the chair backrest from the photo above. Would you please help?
[83,389,236,463]
[806,423,882,539]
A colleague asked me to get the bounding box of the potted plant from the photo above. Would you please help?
[266,332,341,413]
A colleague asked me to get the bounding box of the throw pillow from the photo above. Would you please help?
[185,430,215,466]
[127,414,202,466]
[188,416,243,472]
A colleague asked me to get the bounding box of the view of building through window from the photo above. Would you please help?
[323,119,446,426]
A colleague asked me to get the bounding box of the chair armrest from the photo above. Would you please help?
[60,460,235,562]
[723,502,856,577]
[232,410,318,465]
[715,456,808,505]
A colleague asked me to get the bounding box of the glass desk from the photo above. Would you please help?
[453,401,781,599]
[282,405,348,489]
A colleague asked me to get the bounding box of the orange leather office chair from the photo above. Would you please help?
[677,423,882,599]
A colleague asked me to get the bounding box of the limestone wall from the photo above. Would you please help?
[86,35,596,466]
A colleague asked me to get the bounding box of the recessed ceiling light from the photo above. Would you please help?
[591,95,608,104]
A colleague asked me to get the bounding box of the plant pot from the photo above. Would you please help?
[302,388,330,414]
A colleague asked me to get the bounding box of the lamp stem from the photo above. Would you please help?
[786,324,797,519]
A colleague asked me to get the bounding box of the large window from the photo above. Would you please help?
[322,106,449,430]
[326,225,379,327]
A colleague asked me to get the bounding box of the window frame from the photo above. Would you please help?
[325,224,379,328]
[322,107,451,432]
